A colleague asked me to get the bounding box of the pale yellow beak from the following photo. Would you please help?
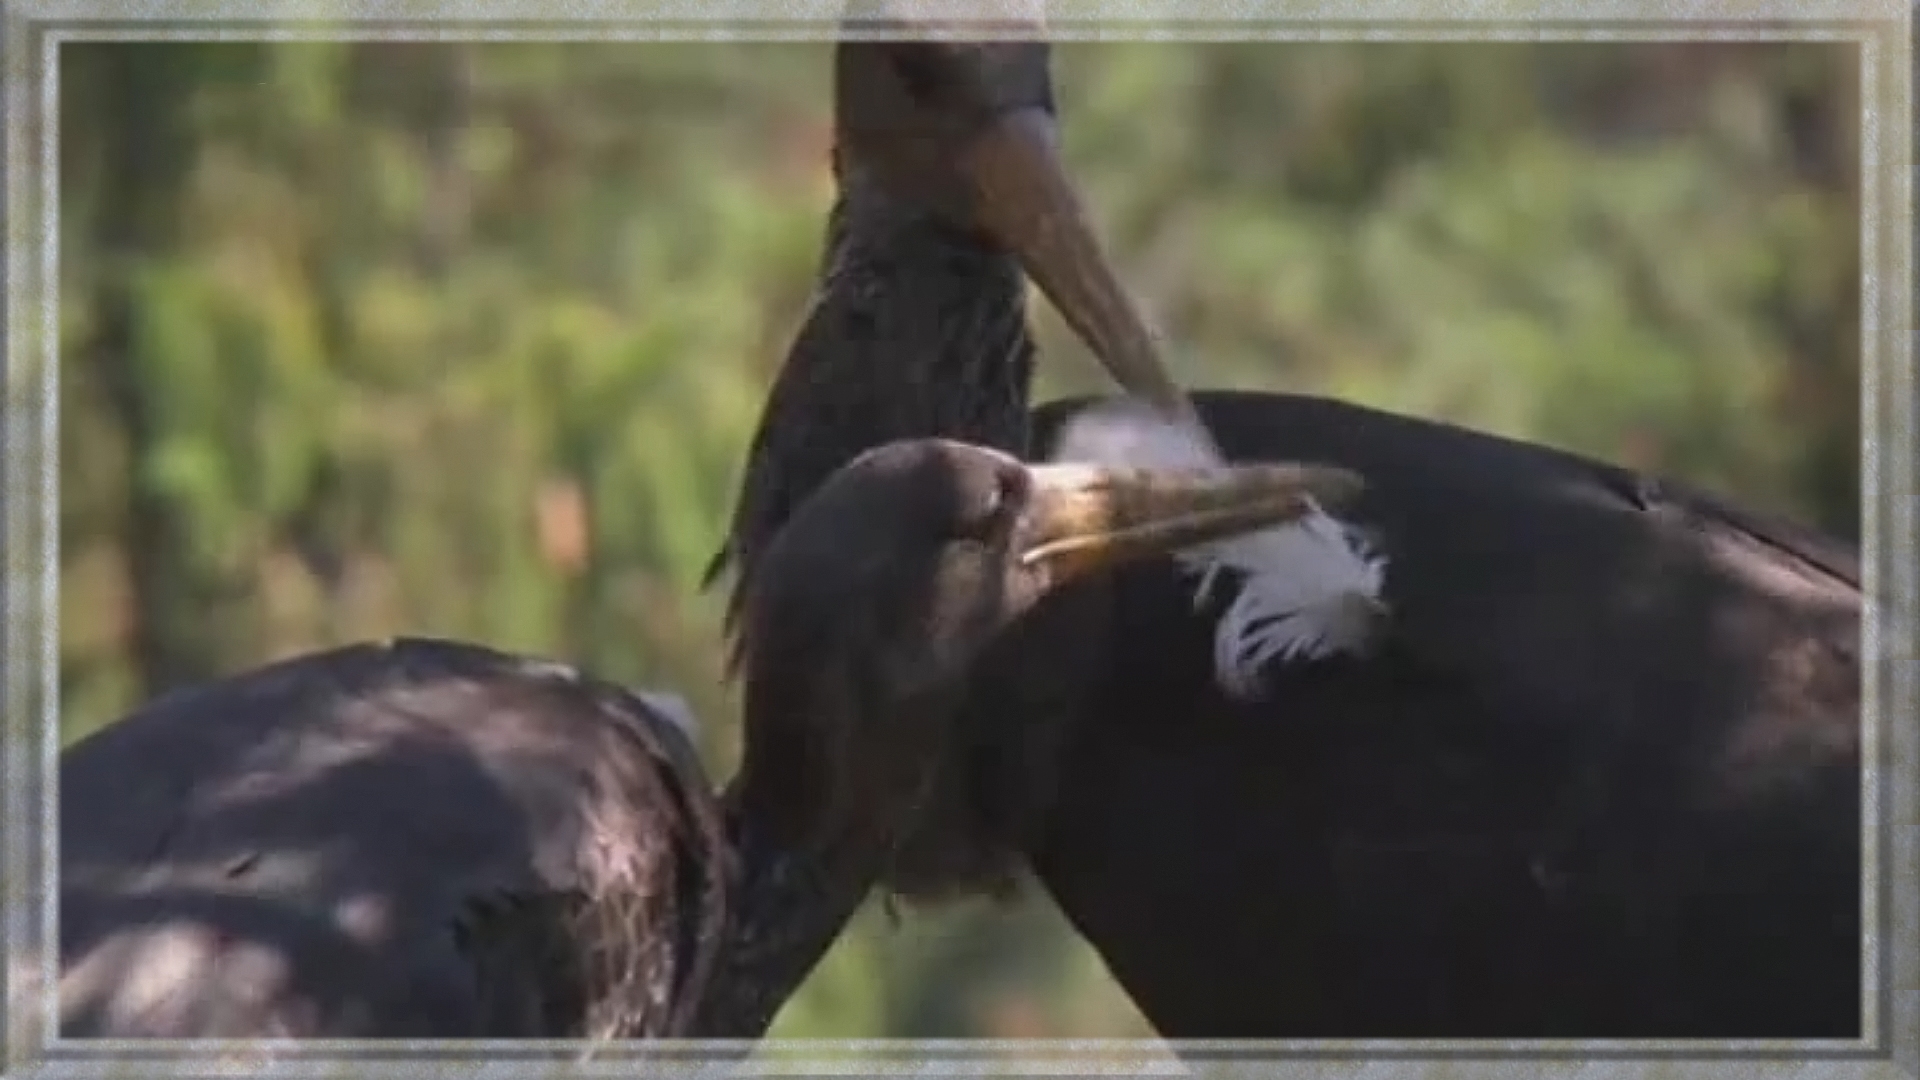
[1019,460,1365,582]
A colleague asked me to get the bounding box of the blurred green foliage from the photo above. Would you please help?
[57,38,1857,1041]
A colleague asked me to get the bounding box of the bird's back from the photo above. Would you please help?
[1026,390,1862,1038]
[55,638,730,1039]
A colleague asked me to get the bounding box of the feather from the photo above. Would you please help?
[1048,399,1387,700]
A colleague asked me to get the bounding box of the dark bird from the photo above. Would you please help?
[1033,395,1862,1040]
[708,31,1865,1039]
[705,28,1386,671]
[52,437,1349,1041]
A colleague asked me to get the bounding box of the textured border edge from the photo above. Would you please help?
[3,5,1912,1079]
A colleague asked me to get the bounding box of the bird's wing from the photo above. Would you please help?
[1022,391,1861,1037]
[1036,388,1859,698]
[56,637,730,1039]
[1030,387,1861,858]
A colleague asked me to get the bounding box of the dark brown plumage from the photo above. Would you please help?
[58,638,727,1039]
[707,33,1211,903]
[55,437,1346,1041]
[709,34,1865,1039]
[1027,391,1861,1039]
[705,31,1192,630]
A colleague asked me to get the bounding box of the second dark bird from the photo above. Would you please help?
[710,31,1865,1040]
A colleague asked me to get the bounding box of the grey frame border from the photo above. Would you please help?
[2,1,1912,1077]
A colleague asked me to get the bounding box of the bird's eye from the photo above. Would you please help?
[968,466,1027,537]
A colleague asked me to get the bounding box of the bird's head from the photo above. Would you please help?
[830,17,1195,421]
[729,436,1361,868]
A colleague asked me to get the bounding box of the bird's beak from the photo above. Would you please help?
[1018,461,1366,583]
[961,106,1200,427]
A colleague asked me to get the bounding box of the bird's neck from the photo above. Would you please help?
[812,186,1039,455]
[683,800,883,1038]
[690,673,951,1038]
[713,185,1042,629]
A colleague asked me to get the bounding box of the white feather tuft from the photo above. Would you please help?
[1048,399,1388,701]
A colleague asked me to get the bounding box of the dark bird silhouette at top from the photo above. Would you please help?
[52,436,1351,1041]
[706,28,1387,671]
[708,29,1866,1039]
